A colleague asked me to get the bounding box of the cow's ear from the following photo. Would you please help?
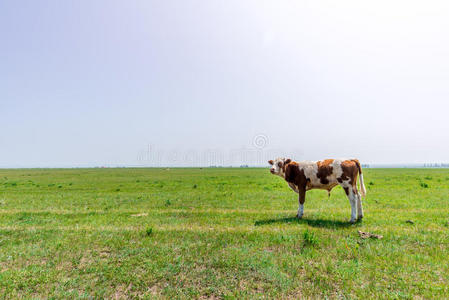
[284,158,291,164]
[268,160,274,165]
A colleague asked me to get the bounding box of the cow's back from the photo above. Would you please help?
[298,159,357,191]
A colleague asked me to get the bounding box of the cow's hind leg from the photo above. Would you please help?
[356,191,364,220]
[342,185,357,223]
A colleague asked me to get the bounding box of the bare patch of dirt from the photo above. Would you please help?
[113,283,133,299]
[131,213,148,217]
[358,231,383,239]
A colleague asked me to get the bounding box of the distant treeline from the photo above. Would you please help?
[364,163,449,168]
[423,163,449,168]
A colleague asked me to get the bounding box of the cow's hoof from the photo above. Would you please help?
[349,219,356,224]
[357,215,363,221]
[296,214,303,219]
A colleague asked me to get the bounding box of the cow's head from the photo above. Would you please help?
[268,158,292,177]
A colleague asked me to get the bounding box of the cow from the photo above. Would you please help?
[268,158,366,223]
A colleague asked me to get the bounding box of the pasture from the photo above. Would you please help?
[0,167,448,298]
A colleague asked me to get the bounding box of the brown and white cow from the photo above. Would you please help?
[268,158,366,223]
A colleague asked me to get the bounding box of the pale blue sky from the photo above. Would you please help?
[1,1,449,167]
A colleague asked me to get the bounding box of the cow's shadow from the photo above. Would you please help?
[254,216,359,228]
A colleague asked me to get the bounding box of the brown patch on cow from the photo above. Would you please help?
[299,189,306,204]
[284,162,308,205]
[352,159,362,174]
[284,162,299,183]
[284,162,307,187]
[268,160,274,165]
[316,159,334,185]
[339,160,359,186]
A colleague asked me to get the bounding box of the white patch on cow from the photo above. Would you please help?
[298,161,319,189]
[333,159,344,179]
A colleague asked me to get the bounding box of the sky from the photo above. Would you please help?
[1,0,449,167]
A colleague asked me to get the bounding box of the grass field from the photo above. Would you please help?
[0,167,448,299]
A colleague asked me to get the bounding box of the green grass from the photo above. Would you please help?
[0,168,448,298]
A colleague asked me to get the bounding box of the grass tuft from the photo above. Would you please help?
[146,227,153,236]
[420,182,429,188]
[302,229,319,247]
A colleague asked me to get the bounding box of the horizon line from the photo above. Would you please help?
[1,163,449,169]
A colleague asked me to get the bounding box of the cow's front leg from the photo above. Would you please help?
[297,189,306,219]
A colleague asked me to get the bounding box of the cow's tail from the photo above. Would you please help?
[354,159,366,197]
